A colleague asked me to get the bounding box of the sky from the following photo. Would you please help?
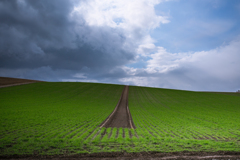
[0,0,240,92]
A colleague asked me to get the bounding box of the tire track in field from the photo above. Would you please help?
[82,85,125,142]
[0,82,36,88]
[100,86,135,129]
[58,85,114,140]
[41,85,114,141]
[71,86,124,142]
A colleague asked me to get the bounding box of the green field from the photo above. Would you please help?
[129,86,240,152]
[0,82,240,155]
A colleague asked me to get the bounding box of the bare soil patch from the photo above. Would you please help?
[0,77,42,88]
[100,86,135,129]
[1,151,240,160]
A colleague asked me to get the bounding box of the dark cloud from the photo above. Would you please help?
[0,0,135,81]
[1,0,239,92]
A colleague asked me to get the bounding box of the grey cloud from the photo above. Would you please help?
[121,56,240,92]
[0,67,75,82]
[0,0,135,81]
[121,67,240,92]
[1,0,239,92]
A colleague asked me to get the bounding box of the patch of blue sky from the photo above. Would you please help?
[113,18,123,25]
[152,0,240,53]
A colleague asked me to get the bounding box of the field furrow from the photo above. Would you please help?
[1,82,240,155]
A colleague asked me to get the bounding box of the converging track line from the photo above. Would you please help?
[100,86,135,129]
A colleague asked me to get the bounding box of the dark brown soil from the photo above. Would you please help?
[1,151,240,160]
[100,86,135,129]
[0,76,42,88]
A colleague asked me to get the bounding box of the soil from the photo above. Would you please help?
[0,77,42,88]
[1,151,240,160]
[100,86,135,129]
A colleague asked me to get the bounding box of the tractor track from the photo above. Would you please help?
[100,86,135,129]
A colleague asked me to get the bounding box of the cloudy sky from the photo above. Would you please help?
[1,0,240,91]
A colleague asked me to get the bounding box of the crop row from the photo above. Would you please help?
[128,86,240,151]
[0,83,137,154]
[1,83,240,155]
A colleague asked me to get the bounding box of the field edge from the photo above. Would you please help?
[1,151,240,159]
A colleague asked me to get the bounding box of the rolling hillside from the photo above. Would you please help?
[0,81,240,157]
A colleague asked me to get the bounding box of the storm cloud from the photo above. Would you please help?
[0,0,136,81]
[1,0,240,91]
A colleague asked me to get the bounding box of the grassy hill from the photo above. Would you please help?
[0,82,124,155]
[129,86,240,152]
[0,82,239,155]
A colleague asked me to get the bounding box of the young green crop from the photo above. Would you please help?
[0,82,124,155]
[1,83,240,155]
[128,86,240,152]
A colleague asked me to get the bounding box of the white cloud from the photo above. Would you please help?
[2,0,239,92]
[73,73,87,79]
[121,38,240,91]
[147,38,240,78]
[61,79,98,83]
[72,0,169,57]
[146,47,186,73]
[74,0,169,29]
[136,35,157,56]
